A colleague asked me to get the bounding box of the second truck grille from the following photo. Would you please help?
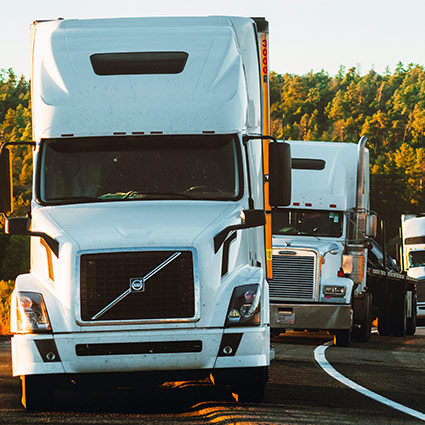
[80,250,195,321]
[269,252,316,301]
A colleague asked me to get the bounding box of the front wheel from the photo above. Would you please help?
[391,291,407,337]
[21,375,55,411]
[378,294,392,336]
[352,293,372,342]
[406,293,417,336]
[233,367,268,403]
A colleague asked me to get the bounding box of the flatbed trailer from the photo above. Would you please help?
[366,267,417,337]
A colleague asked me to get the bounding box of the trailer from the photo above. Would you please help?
[364,239,417,337]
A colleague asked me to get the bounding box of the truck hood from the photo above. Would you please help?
[407,267,425,280]
[41,201,240,251]
[272,235,343,256]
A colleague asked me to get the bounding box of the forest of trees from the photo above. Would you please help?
[0,63,425,289]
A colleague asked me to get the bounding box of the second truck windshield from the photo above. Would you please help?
[272,209,343,238]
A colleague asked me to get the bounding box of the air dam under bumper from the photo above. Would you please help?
[270,303,352,331]
[11,327,270,377]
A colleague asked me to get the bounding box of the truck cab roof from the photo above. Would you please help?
[285,140,369,212]
[31,16,262,139]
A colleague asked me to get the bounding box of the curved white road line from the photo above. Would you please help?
[314,343,425,422]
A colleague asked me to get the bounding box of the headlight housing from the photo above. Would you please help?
[13,291,52,334]
[342,255,353,274]
[225,284,261,327]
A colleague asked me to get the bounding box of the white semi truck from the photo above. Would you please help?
[0,16,292,409]
[269,138,417,346]
[401,214,425,320]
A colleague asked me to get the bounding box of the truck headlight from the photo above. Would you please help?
[342,255,353,274]
[225,284,261,327]
[323,286,346,297]
[14,292,52,334]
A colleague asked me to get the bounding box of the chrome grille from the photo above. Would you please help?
[80,250,195,321]
[269,252,316,301]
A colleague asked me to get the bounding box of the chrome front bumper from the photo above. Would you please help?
[270,303,352,331]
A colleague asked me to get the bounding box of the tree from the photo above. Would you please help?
[0,70,31,281]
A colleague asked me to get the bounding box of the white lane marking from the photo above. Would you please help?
[314,343,425,422]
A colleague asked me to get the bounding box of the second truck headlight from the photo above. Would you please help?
[225,284,261,327]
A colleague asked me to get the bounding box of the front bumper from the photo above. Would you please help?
[270,303,352,331]
[417,302,425,319]
[11,327,270,377]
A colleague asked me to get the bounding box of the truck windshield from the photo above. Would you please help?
[272,209,343,238]
[38,135,242,204]
[408,250,425,268]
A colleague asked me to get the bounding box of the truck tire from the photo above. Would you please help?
[232,367,268,403]
[391,291,407,337]
[333,329,351,347]
[21,375,55,411]
[352,293,372,342]
[406,293,417,336]
[377,294,391,336]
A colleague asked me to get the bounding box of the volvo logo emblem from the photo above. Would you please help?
[130,278,145,292]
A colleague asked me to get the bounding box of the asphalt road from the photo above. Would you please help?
[1,328,424,424]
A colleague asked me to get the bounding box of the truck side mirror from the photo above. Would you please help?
[269,142,291,207]
[0,147,13,215]
[5,217,30,234]
[241,209,266,227]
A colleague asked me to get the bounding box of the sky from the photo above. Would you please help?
[1,0,425,78]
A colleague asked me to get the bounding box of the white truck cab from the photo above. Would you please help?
[401,214,425,319]
[269,138,375,346]
[0,16,291,409]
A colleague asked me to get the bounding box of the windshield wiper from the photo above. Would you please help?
[47,196,100,204]
[122,191,198,200]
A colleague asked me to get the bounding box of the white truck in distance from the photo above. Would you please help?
[0,16,292,409]
[401,214,425,320]
[269,138,417,346]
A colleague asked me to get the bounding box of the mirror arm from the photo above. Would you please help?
[5,218,59,258]
[214,224,247,254]
[9,230,59,258]
[6,228,59,258]
[0,141,36,154]
[243,135,277,143]
[31,232,60,258]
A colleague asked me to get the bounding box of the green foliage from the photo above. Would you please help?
[0,236,29,281]
[0,280,14,335]
[0,68,31,281]
[270,64,425,243]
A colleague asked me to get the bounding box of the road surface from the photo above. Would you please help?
[1,328,424,424]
